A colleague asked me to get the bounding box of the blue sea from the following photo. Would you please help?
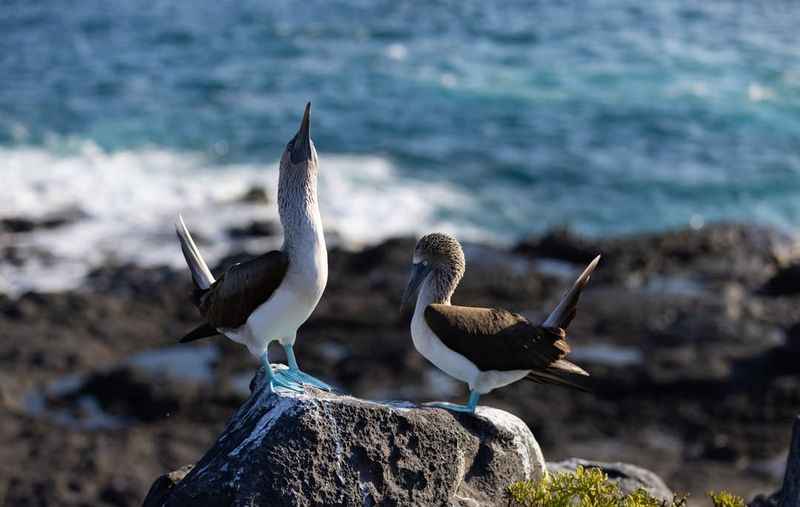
[2,0,800,292]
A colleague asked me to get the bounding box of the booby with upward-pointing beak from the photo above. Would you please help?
[175,103,332,393]
[401,233,599,412]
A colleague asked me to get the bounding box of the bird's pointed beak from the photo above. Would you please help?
[291,102,313,164]
[400,262,433,315]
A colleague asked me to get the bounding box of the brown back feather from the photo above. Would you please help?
[424,304,569,372]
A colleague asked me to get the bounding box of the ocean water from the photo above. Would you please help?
[2,0,800,292]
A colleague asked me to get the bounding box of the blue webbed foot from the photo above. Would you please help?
[425,390,480,413]
[277,368,334,392]
[268,368,304,393]
[280,345,335,392]
[426,401,477,413]
[261,355,303,394]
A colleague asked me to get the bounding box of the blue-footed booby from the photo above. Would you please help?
[175,103,332,393]
[400,233,599,413]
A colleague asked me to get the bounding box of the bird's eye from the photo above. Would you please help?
[422,260,429,266]
[287,142,294,151]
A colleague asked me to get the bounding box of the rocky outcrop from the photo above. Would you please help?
[144,367,546,506]
[748,415,800,507]
[781,416,800,507]
[547,459,673,501]
[143,466,195,507]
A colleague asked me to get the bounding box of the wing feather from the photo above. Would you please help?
[197,251,289,329]
[424,305,573,372]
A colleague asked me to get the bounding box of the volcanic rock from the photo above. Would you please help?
[145,367,546,506]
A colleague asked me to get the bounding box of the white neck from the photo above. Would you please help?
[278,168,325,258]
[413,273,452,322]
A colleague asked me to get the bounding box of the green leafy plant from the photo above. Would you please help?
[707,491,745,507]
[508,466,742,507]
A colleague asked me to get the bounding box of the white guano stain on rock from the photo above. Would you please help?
[451,445,467,497]
[315,399,347,487]
[228,396,297,458]
[358,475,371,506]
[476,406,542,480]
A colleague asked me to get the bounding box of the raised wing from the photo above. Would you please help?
[424,304,573,373]
[197,250,289,329]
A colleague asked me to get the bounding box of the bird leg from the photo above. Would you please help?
[261,351,303,393]
[428,390,480,413]
[275,344,335,392]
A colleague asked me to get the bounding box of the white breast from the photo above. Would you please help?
[410,306,481,389]
[222,234,327,358]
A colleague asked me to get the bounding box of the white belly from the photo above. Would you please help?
[252,285,317,340]
[221,255,326,358]
[473,369,529,394]
[411,311,529,395]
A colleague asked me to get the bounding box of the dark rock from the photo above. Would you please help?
[547,459,673,501]
[780,415,800,507]
[514,227,599,264]
[750,492,781,507]
[0,217,36,233]
[86,264,180,296]
[145,367,545,507]
[345,237,416,275]
[0,244,57,267]
[0,207,86,233]
[227,220,279,239]
[745,417,800,507]
[785,323,800,350]
[238,186,270,204]
[143,466,195,507]
[79,367,191,422]
[99,477,139,507]
[747,324,800,378]
[763,265,800,296]
[517,223,793,288]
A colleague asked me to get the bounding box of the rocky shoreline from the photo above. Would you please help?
[1,223,799,505]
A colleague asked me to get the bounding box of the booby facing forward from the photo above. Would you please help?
[400,233,599,412]
[175,103,331,393]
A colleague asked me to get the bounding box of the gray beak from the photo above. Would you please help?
[400,262,433,314]
[290,102,313,164]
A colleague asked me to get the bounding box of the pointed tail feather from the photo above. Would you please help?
[543,255,600,329]
[525,369,591,393]
[550,359,589,377]
[180,323,220,343]
[175,214,214,290]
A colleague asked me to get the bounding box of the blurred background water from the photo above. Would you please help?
[2,0,800,290]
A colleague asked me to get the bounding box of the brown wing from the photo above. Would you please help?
[197,250,289,329]
[424,304,571,372]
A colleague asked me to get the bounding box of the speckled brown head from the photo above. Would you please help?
[401,233,466,311]
[413,233,466,276]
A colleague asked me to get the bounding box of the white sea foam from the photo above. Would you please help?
[0,141,477,295]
